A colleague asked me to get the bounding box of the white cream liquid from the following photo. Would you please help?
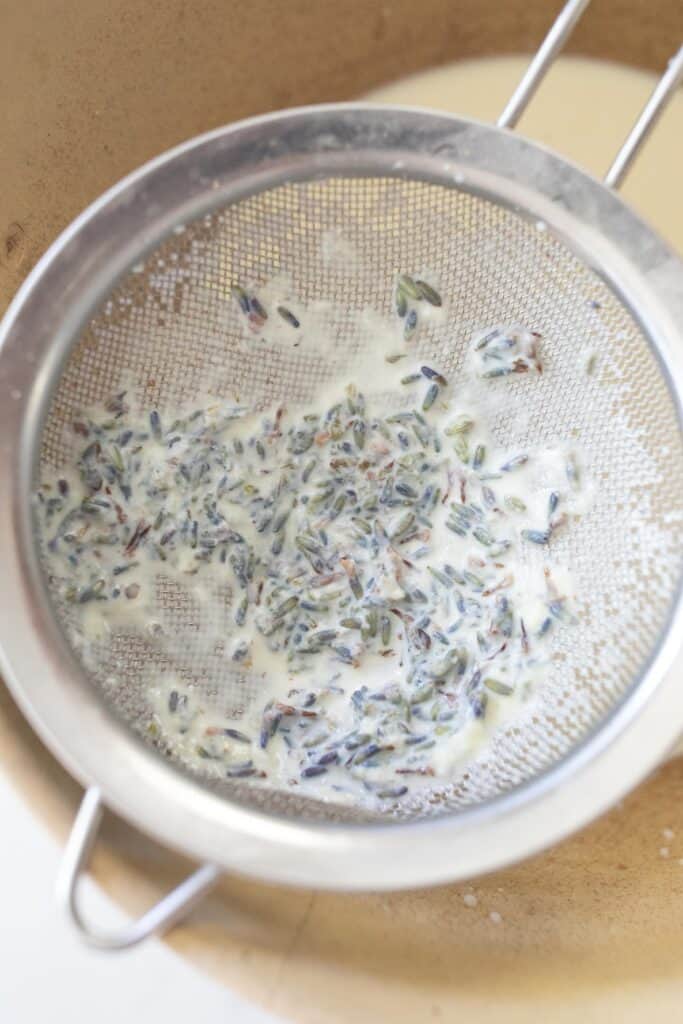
[40,304,584,808]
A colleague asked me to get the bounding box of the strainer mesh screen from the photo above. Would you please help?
[38,178,683,822]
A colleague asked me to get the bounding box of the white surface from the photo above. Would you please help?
[0,773,281,1024]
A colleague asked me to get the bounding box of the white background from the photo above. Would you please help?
[0,773,281,1024]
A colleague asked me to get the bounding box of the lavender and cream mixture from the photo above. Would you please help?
[36,275,588,808]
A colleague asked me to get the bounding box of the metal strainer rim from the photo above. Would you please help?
[1,104,683,889]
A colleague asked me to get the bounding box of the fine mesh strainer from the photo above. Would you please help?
[1,1,683,949]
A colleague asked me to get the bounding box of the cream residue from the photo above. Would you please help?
[37,294,588,808]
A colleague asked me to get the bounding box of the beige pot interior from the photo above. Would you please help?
[2,1,683,1019]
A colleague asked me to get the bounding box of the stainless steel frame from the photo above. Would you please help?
[1,1,683,947]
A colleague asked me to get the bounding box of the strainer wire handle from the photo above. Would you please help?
[605,46,683,189]
[57,786,220,950]
[499,1,683,191]
[498,0,592,130]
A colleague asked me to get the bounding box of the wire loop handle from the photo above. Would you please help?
[57,787,220,950]
[500,2,682,190]
[498,0,591,129]
[605,47,683,189]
